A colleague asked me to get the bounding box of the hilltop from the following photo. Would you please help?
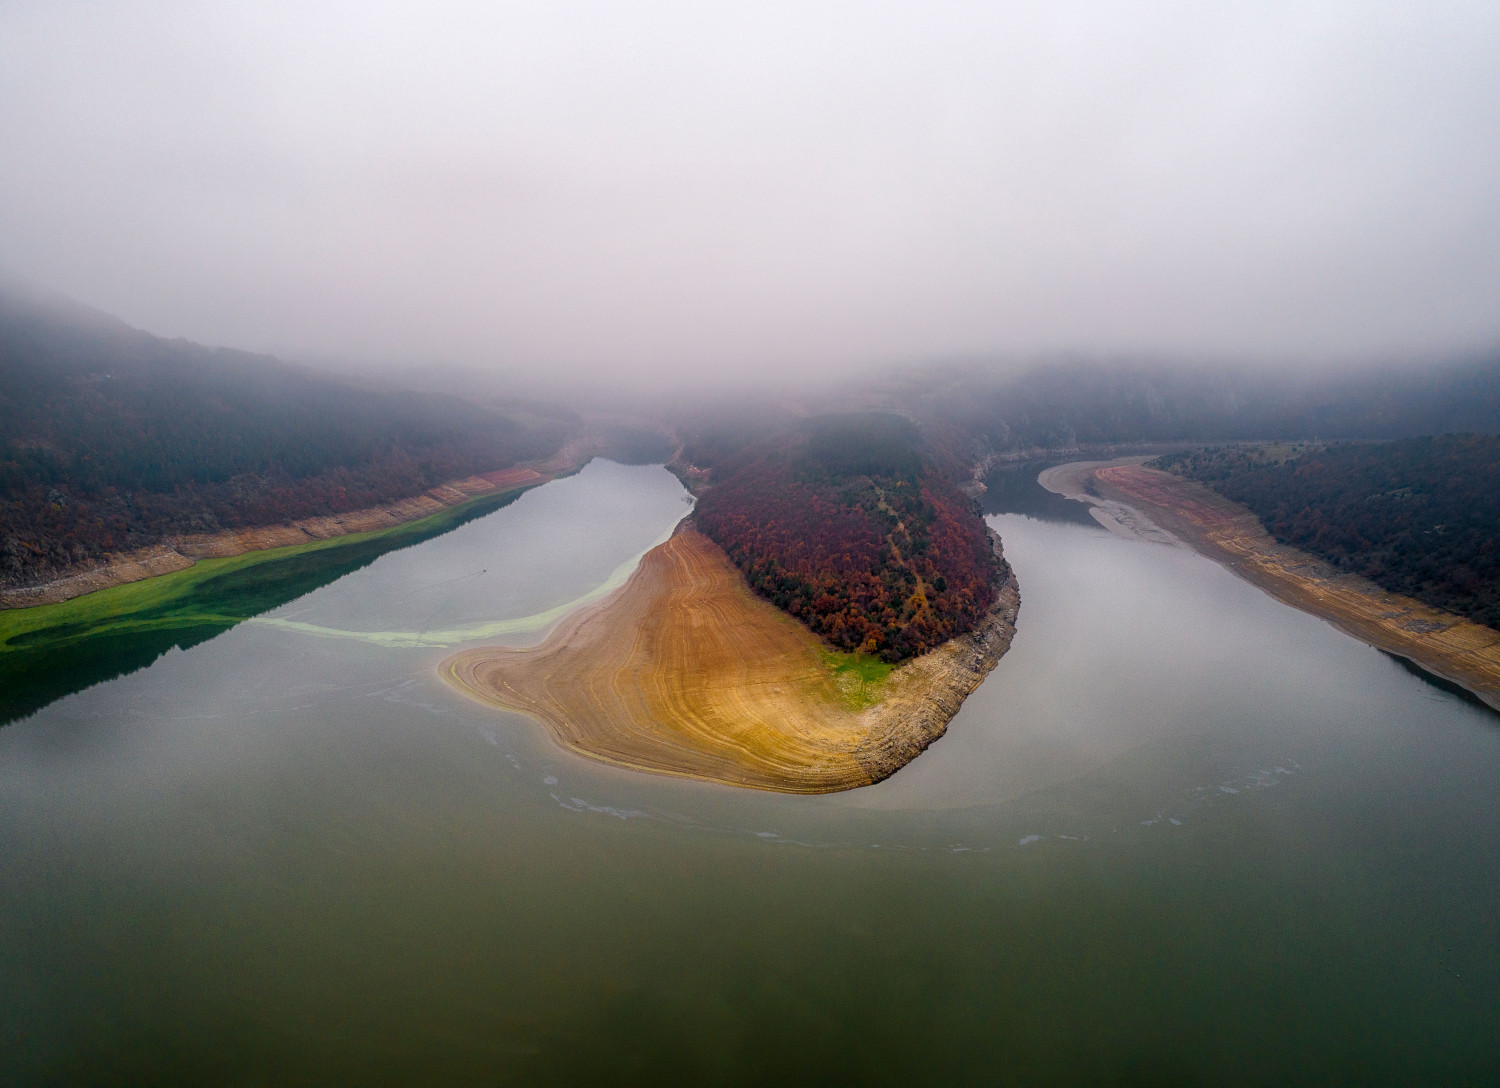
[691,413,1003,663]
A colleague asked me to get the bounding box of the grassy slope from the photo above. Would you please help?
[820,649,895,710]
[0,484,536,724]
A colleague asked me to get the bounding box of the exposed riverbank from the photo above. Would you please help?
[0,479,564,725]
[1044,459,1500,713]
[0,437,602,610]
[441,524,1020,793]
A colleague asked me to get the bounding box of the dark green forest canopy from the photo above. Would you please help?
[693,413,1001,663]
[1156,436,1500,629]
[0,287,576,587]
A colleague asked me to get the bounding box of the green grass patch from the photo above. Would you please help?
[0,484,537,725]
[820,648,895,710]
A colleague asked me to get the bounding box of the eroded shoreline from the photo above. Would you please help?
[1045,459,1500,713]
[441,525,1020,793]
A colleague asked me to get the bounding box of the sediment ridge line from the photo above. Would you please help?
[441,525,1020,794]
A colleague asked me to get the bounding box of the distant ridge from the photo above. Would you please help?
[890,354,1500,457]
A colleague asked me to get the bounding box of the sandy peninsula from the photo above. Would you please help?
[1051,460,1500,713]
[441,526,1020,793]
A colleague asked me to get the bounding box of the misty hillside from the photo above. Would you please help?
[693,414,1000,662]
[896,358,1500,456]
[0,286,576,588]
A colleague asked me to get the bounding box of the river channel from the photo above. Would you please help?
[2,459,1497,1084]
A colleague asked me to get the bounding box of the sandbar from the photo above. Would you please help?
[441,526,1020,793]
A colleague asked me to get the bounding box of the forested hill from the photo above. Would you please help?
[1156,436,1500,629]
[692,413,1002,663]
[0,285,577,589]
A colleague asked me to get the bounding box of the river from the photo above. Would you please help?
[2,458,1496,1084]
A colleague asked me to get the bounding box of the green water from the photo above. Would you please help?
[2,460,1497,1085]
[0,483,539,725]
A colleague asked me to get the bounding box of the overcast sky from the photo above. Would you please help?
[2,1,1498,383]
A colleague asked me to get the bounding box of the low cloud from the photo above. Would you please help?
[2,1,1498,384]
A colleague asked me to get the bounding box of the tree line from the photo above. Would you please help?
[1156,436,1500,629]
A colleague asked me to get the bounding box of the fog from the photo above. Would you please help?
[3,2,1499,386]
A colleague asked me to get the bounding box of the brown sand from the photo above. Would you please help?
[441,527,1020,793]
[1089,463,1500,713]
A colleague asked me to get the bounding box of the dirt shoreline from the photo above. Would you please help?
[441,524,1020,793]
[0,439,601,611]
[1045,459,1500,713]
[1035,458,1178,543]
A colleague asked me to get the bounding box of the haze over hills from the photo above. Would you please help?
[7,5,1500,1082]
[0,283,577,588]
[886,355,1500,457]
[8,278,1500,595]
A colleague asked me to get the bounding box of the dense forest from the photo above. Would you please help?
[693,414,1002,662]
[0,286,577,588]
[1156,436,1500,629]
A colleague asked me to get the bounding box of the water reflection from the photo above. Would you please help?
[1380,648,1500,718]
[0,459,691,726]
[0,487,531,726]
[980,458,1103,526]
[3,462,1499,1085]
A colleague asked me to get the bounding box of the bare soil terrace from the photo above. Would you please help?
[442,526,1019,793]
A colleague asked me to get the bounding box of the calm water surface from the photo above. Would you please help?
[3,459,1497,1085]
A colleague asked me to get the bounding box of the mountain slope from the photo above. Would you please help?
[0,285,575,589]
